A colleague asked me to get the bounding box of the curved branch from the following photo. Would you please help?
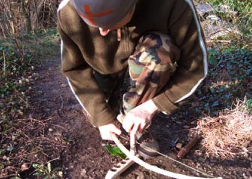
[111,134,222,179]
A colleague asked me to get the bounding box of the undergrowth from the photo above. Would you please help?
[196,0,252,31]
[0,29,61,179]
[0,29,59,122]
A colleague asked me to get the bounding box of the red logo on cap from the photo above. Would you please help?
[77,5,114,26]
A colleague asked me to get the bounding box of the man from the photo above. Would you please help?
[57,0,207,157]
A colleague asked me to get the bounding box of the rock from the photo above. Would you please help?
[21,163,29,171]
[136,171,145,179]
[183,125,191,129]
[206,15,221,21]
[209,159,217,163]
[196,3,242,41]
[176,143,183,150]
[61,83,68,88]
[198,157,205,162]
[197,3,214,17]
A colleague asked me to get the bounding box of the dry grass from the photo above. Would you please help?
[197,99,252,159]
[0,115,66,178]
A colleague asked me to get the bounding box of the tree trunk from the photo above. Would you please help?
[21,0,32,33]
[31,0,46,30]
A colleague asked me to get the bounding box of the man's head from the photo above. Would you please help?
[72,0,137,28]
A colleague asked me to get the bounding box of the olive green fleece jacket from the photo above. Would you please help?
[57,0,208,127]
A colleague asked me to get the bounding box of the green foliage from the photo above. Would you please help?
[208,48,219,65]
[104,145,127,159]
[245,99,252,108]
[25,29,60,58]
[0,39,33,119]
[199,0,252,116]
[0,42,32,78]
[209,0,252,20]
[32,163,63,179]
[198,48,252,115]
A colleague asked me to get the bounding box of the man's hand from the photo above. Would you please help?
[98,122,121,141]
[121,100,158,135]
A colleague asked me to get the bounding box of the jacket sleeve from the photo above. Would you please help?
[57,13,116,127]
[152,0,208,114]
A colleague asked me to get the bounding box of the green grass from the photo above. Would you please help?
[20,28,60,58]
[0,28,60,120]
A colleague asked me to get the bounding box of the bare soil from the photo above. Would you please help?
[24,56,251,179]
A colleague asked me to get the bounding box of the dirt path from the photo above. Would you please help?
[30,56,251,179]
[30,57,168,179]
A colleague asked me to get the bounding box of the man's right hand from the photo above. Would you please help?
[98,122,121,141]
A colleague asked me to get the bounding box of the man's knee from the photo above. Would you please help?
[128,32,181,87]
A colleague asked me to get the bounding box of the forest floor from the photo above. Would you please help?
[8,54,250,179]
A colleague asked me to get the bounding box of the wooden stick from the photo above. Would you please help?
[177,135,201,159]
